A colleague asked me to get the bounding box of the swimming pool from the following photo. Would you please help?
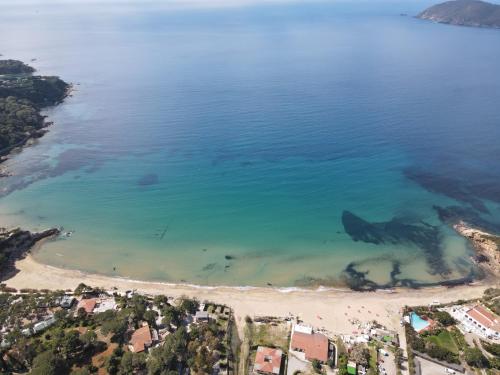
[410,312,430,332]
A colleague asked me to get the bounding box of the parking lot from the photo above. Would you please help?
[416,357,454,375]
[378,348,397,375]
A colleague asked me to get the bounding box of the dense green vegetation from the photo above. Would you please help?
[0,59,68,156]
[0,75,68,107]
[483,288,500,315]
[0,97,45,151]
[0,60,35,75]
[0,284,235,375]
[405,324,459,364]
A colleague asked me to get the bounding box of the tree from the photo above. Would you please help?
[337,354,349,375]
[106,347,124,375]
[73,283,90,296]
[464,347,488,368]
[350,344,370,367]
[31,351,68,375]
[161,305,182,328]
[178,297,199,315]
[434,311,455,326]
[394,347,404,369]
[119,351,147,375]
[71,367,91,375]
[81,330,97,349]
[153,295,169,308]
[311,359,322,372]
[144,309,158,327]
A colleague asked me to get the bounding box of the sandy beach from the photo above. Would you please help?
[5,254,498,336]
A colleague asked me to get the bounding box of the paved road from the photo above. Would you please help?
[379,349,397,375]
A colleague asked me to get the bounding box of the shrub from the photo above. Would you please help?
[464,347,488,368]
[434,311,455,326]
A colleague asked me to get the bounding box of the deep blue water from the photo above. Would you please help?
[0,0,499,287]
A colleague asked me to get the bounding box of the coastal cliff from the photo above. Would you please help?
[0,227,60,281]
[0,59,69,162]
[418,0,500,28]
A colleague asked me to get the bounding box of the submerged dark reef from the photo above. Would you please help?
[434,205,500,233]
[404,167,500,214]
[341,210,448,276]
[341,259,479,291]
[294,258,479,291]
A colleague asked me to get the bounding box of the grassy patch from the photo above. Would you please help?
[250,322,290,351]
[368,345,378,371]
[427,331,459,354]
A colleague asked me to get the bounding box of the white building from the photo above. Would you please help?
[464,305,500,338]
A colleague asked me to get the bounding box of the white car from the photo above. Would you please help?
[445,368,456,374]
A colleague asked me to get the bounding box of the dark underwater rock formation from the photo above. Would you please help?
[433,205,500,233]
[137,173,159,186]
[341,210,448,276]
[404,168,491,213]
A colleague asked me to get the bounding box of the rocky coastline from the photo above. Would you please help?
[453,222,500,277]
[0,58,70,169]
[0,227,60,282]
[417,0,500,29]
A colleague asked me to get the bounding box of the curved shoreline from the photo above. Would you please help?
[5,251,499,335]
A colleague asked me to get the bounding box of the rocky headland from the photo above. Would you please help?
[0,227,60,282]
[0,58,69,163]
[418,0,500,28]
[417,0,500,28]
[454,222,500,276]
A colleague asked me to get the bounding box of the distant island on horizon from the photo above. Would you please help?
[418,0,500,28]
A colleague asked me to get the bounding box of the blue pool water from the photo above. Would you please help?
[0,0,499,287]
[411,312,430,332]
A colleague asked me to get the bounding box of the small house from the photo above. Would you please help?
[254,346,283,375]
[195,311,210,322]
[129,323,153,353]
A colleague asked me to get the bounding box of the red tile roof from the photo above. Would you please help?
[291,331,329,362]
[254,346,283,374]
[466,305,500,332]
[129,324,153,353]
[77,298,97,314]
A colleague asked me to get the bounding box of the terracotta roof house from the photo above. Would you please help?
[129,324,153,353]
[254,346,283,375]
[290,327,329,363]
[465,305,500,336]
[76,298,97,314]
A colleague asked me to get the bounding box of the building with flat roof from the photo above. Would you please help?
[465,305,500,337]
[254,346,283,375]
[194,311,209,322]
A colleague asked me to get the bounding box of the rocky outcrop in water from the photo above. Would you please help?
[454,222,500,275]
[418,0,500,29]
[434,205,500,278]
[0,227,60,281]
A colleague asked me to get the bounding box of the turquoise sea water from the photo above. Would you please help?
[1,0,500,287]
